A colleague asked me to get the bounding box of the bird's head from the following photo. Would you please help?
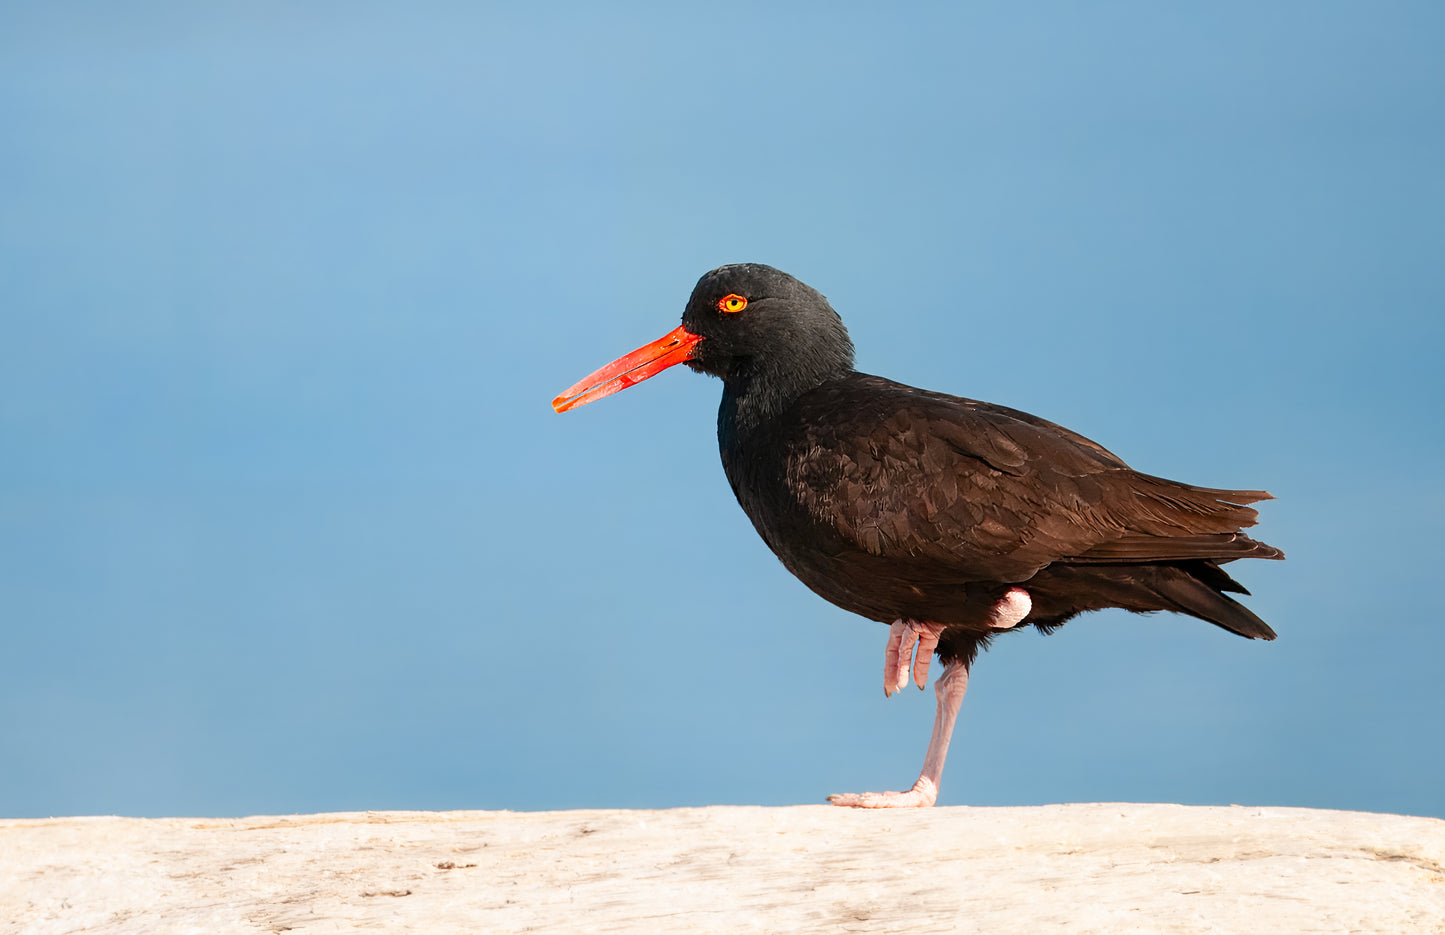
[552,263,854,413]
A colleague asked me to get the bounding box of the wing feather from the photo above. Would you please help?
[781,374,1280,580]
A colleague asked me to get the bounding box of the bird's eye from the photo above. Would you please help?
[718,294,748,314]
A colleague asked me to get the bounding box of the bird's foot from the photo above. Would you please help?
[988,587,1032,629]
[884,619,947,697]
[827,776,938,809]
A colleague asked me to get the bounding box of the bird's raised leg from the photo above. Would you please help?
[883,618,946,697]
[829,588,1031,808]
[986,587,1031,630]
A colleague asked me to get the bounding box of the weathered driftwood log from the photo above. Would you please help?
[3,804,1442,934]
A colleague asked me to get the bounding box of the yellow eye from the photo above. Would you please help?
[718,294,748,313]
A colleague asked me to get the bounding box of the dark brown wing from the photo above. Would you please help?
[782,373,1280,582]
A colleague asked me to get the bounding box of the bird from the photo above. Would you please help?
[552,263,1282,808]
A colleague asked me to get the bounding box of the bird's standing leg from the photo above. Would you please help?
[829,588,1031,809]
[828,661,969,808]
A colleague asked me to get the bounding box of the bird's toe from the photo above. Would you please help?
[827,777,938,809]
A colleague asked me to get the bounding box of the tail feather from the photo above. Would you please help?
[1026,561,1278,640]
[1185,559,1252,595]
[1144,565,1277,640]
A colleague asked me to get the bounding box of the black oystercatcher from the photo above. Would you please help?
[552,264,1282,808]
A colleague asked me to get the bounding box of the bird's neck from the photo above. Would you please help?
[718,355,852,448]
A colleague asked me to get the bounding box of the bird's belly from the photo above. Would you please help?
[725,446,1022,630]
[749,511,1009,629]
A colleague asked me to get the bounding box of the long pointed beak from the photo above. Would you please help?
[552,325,703,413]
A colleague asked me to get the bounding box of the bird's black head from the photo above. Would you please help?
[681,264,855,391]
[551,263,854,420]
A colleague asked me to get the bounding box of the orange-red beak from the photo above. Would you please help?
[552,325,703,413]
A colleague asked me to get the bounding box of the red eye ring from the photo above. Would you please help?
[718,294,748,313]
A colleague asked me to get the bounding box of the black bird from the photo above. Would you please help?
[553,264,1282,808]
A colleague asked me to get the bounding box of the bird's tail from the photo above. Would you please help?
[1143,563,1277,641]
[1027,560,1278,641]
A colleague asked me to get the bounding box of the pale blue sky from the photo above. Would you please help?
[2,2,1442,819]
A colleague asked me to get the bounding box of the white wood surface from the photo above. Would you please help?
[4,803,1443,934]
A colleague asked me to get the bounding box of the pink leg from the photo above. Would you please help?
[988,587,1031,629]
[828,661,969,808]
[883,618,946,697]
[829,588,1032,809]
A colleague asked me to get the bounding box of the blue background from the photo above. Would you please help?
[3,2,1441,819]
